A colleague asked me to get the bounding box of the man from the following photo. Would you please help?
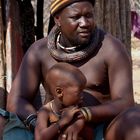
[6,0,134,140]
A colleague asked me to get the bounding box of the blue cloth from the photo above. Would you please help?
[3,111,33,140]
[94,123,105,140]
[1,108,105,140]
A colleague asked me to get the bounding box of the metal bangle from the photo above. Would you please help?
[83,107,92,121]
[80,108,88,121]
[24,114,37,132]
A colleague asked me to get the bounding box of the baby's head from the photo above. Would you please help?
[46,62,87,106]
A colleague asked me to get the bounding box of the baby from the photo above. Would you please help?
[35,62,94,140]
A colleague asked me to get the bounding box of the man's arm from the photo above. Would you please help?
[7,44,41,120]
[89,35,134,123]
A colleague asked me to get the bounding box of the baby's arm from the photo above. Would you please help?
[35,106,79,140]
[35,106,60,140]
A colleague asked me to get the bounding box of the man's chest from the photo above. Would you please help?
[43,57,107,87]
[78,58,108,87]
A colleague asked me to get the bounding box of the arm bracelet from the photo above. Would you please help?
[80,107,92,122]
[24,114,37,133]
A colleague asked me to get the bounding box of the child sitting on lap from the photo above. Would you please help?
[35,62,94,140]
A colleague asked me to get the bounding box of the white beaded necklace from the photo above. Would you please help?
[50,100,61,118]
[56,32,80,52]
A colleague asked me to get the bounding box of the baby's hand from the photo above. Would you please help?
[59,106,80,126]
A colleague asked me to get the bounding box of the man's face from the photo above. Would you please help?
[55,1,95,46]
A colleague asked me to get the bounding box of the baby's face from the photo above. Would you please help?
[62,84,83,107]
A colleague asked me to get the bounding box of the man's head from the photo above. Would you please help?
[46,62,87,106]
[50,0,96,46]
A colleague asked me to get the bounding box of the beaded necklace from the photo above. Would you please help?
[56,32,80,53]
[47,25,105,62]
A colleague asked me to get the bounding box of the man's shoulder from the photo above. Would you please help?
[23,37,52,65]
[27,37,49,56]
[101,33,130,64]
[96,27,124,47]
[103,33,127,53]
[31,37,48,49]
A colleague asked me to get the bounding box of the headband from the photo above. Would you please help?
[50,0,95,16]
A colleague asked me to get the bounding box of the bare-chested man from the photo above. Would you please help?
[6,0,134,140]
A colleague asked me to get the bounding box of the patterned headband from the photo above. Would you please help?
[50,0,95,16]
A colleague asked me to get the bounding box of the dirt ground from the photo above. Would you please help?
[132,37,140,104]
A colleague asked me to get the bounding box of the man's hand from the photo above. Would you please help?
[60,118,85,140]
